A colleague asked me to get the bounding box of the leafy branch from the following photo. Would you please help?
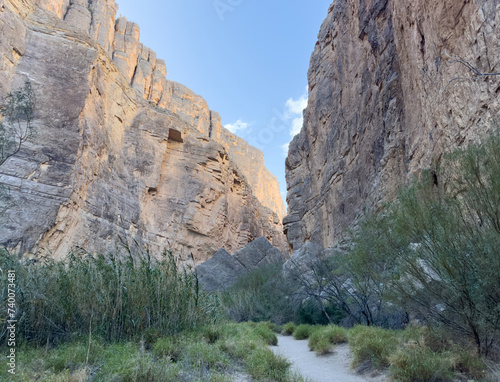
[0,81,36,166]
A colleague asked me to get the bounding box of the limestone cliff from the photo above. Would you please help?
[285,0,500,251]
[0,0,286,262]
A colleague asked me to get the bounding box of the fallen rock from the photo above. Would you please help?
[196,237,286,292]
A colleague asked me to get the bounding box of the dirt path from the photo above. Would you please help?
[270,335,388,382]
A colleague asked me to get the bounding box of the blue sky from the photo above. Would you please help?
[116,0,332,207]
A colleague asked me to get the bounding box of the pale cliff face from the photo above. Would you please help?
[0,0,286,261]
[285,0,500,251]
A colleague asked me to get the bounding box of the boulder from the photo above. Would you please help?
[196,237,285,292]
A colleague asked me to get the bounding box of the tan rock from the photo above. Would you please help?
[0,0,287,263]
[285,0,500,251]
[210,112,286,219]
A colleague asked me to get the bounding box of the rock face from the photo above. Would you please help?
[285,0,500,251]
[196,237,285,292]
[0,0,286,262]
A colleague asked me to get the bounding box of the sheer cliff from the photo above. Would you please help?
[285,0,500,251]
[0,0,286,262]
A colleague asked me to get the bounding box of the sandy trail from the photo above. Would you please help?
[270,335,388,382]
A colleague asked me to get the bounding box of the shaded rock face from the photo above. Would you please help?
[0,0,286,262]
[196,237,285,292]
[285,0,500,251]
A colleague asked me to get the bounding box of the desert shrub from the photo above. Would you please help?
[94,342,181,382]
[308,325,348,354]
[293,324,315,340]
[296,134,500,355]
[389,344,455,382]
[152,337,182,362]
[245,348,291,382]
[282,322,296,335]
[181,340,230,371]
[261,320,281,333]
[308,333,332,355]
[222,263,296,324]
[254,322,278,345]
[348,325,400,369]
[452,346,487,380]
[297,298,346,325]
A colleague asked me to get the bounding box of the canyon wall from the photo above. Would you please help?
[0,0,286,262]
[285,0,500,251]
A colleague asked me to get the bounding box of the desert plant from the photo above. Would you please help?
[0,248,223,346]
[308,325,348,354]
[385,135,500,355]
[0,80,36,166]
[282,322,296,336]
[222,263,296,324]
[348,325,400,369]
[292,324,315,340]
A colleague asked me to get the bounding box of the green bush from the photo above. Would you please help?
[254,323,278,345]
[95,343,181,382]
[262,320,281,333]
[182,340,230,371]
[348,325,400,369]
[282,322,296,336]
[389,345,455,382]
[308,333,332,355]
[308,325,348,354]
[303,134,500,354]
[452,346,486,380]
[293,324,315,340]
[245,348,291,381]
[222,264,296,324]
[152,337,182,362]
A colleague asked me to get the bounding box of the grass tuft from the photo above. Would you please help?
[293,324,315,340]
[348,325,400,369]
[282,322,296,336]
[308,325,348,354]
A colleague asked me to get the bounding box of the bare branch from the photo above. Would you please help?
[444,49,500,89]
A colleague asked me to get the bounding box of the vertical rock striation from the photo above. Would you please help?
[285,0,500,251]
[0,0,286,262]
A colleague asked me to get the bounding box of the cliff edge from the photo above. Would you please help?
[285,0,500,251]
[0,0,286,262]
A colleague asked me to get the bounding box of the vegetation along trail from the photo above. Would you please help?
[271,335,387,382]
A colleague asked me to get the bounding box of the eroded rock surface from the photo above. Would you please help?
[0,0,286,262]
[285,0,500,251]
[196,237,285,292]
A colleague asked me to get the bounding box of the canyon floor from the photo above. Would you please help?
[271,335,388,382]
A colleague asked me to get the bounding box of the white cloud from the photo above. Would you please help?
[277,90,308,157]
[290,117,303,136]
[285,93,307,137]
[285,94,308,117]
[281,142,290,157]
[224,119,250,134]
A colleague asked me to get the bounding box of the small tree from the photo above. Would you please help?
[288,224,397,327]
[0,80,36,166]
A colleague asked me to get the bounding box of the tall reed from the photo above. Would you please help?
[0,248,221,345]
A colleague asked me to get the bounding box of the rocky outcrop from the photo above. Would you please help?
[285,0,500,251]
[210,112,286,220]
[196,237,285,292]
[0,0,286,262]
